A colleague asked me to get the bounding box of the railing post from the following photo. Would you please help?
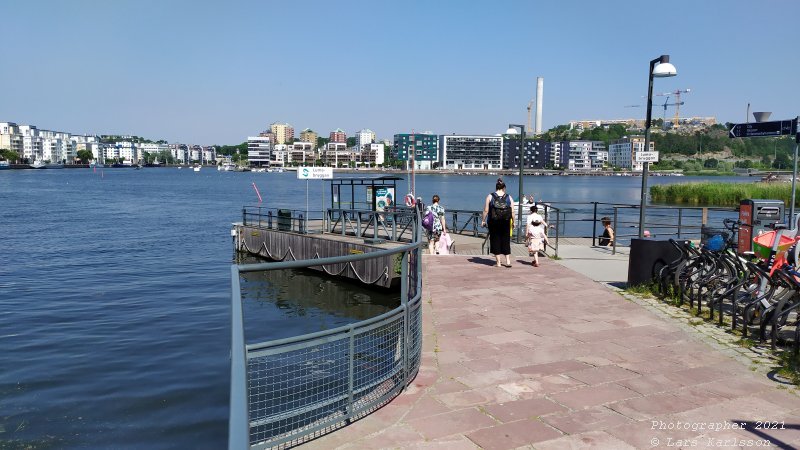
[347,326,355,422]
[229,266,249,450]
[400,249,410,387]
[267,210,273,229]
[612,207,618,256]
[702,207,708,226]
[592,202,598,246]
[677,208,683,239]
[341,211,346,236]
[242,207,246,226]
[554,209,560,258]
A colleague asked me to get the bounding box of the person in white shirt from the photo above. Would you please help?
[525,205,548,230]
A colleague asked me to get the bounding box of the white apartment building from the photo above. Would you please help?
[357,143,384,167]
[566,141,607,171]
[170,144,189,163]
[248,136,272,167]
[0,122,23,154]
[609,136,654,171]
[441,135,502,170]
[355,129,376,149]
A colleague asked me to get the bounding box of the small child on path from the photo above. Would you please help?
[527,219,549,267]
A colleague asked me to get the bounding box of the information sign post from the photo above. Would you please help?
[297,167,333,232]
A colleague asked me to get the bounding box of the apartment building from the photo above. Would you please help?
[0,122,23,154]
[329,128,347,143]
[609,136,654,171]
[502,138,546,170]
[300,129,318,148]
[440,135,502,170]
[322,142,350,167]
[565,140,607,171]
[270,123,294,145]
[247,136,272,167]
[357,143,385,167]
[355,129,375,149]
[393,133,438,169]
[289,142,315,164]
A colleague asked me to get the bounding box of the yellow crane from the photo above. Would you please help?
[657,89,691,128]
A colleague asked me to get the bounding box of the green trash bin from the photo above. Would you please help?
[277,209,292,231]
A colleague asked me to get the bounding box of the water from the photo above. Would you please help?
[0,168,751,448]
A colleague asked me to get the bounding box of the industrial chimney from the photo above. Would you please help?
[753,112,772,123]
[534,77,544,135]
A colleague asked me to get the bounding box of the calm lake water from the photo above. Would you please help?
[0,168,751,448]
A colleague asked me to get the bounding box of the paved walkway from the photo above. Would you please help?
[306,251,800,449]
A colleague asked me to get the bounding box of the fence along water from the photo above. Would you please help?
[229,216,424,449]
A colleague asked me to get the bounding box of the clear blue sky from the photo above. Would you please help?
[2,0,798,144]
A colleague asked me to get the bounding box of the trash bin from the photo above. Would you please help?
[277,209,292,231]
[627,238,684,287]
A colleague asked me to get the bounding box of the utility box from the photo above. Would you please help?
[277,209,292,231]
[738,199,784,254]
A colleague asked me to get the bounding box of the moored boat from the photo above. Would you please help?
[0,160,9,170]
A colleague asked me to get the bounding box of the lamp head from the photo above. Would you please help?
[652,54,676,78]
[506,127,520,135]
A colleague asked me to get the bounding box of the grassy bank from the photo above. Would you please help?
[650,182,799,207]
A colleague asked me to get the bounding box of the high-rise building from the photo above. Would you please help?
[565,141,607,171]
[355,129,376,149]
[300,129,318,148]
[393,133,438,169]
[329,128,346,143]
[270,123,294,145]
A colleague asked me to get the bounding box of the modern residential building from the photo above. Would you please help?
[502,138,546,170]
[440,135,502,171]
[329,128,346,143]
[270,123,294,144]
[271,144,288,167]
[543,141,567,169]
[300,129,318,148]
[322,142,349,167]
[357,143,385,167]
[0,122,23,155]
[289,142,315,164]
[170,143,189,163]
[565,140,607,171]
[247,135,272,167]
[608,136,654,171]
[393,133,438,170]
[355,129,376,149]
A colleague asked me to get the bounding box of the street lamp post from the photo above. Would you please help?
[638,55,677,238]
[507,124,526,243]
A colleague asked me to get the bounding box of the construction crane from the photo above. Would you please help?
[625,96,685,130]
[526,99,534,134]
[657,89,691,128]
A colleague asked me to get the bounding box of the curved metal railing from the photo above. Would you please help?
[229,214,424,449]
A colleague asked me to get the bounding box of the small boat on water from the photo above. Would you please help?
[219,162,236,171]
[30,160,46,169]
[0,160,9,170]
[193,164,201,172]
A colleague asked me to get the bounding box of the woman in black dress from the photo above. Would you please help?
[481,178,514,267]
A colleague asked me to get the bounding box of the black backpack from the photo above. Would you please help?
[490,193,512,221]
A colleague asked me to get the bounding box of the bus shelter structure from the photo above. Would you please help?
[329,176,404,212]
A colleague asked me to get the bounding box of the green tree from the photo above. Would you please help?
[703,158,718,169]
[76,149,94,162]
[1,149,20,162]
[773,152,790,169]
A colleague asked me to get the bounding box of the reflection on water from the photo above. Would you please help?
[237,255,399,344]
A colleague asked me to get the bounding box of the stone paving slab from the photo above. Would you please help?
[306,254,800,449]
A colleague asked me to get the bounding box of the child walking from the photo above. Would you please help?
[527,219,549,267]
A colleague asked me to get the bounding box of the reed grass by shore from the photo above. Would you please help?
[650,182,799,207]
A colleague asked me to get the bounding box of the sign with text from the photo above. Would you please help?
[635,151,659,162]
[729,119,797,138]
[297,166,333,180]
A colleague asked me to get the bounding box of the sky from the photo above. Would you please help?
[2,0,798,145]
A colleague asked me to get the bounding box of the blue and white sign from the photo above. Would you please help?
[297,166,333,180]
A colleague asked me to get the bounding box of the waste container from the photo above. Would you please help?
[277,209,292,231]
[738,199,784,254]
[627,238,685,287]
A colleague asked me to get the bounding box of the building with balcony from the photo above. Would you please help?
[609,136,654,171]
[393,133,438,169]
[357,143,385,167]
[289,142,315,164]
[322,142,350,167]
[440,135,502,171]
[565,140,607,171]
[355,129,376,149]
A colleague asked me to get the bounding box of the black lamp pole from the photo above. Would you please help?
[639,55,671,238]
[508,124,526,243]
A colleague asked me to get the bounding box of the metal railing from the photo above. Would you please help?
[326,208,417,242]
[242,206,326,234]
[230,217,424,449]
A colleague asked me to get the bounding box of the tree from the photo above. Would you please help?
[346,137,356,147]
[76,149,94,162]
[773,152,790,169]
[1,149,20,162]
[703,158,718,169]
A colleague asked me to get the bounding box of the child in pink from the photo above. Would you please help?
[527,219,549,267]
